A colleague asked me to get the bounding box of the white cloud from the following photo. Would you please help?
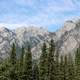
[0,0,80,31]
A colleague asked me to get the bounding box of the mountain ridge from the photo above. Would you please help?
[0,18,80,60]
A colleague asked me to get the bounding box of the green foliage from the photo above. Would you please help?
[39,42,47,80]
[68,54,75,80]
[19,46,25,72]
[0,39,80,80]
[23,45,32,80]
[59,55,64,80]
[10,43,16,65]
[75,47,80,80]
[47,39,56,80]
[59,54,75,80]
[55,50,60,80]
[17,46,25,80]
[63,55,69,80]
[33,63,39,80]
[0,59,11,80]
[9,43,17,80]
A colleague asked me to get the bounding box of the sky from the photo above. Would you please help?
[0,0,80,32]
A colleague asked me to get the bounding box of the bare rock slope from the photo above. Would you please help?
[0,27,15,60]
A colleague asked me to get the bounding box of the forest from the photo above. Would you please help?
[0,39,80,80]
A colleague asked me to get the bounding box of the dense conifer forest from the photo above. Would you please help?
[0,39,80,80]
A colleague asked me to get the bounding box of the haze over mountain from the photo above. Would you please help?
[0,18,80,60]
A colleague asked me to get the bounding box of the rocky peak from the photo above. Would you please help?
[0,27,10,32]
[63,20,76,31]
[56,20,76,40]
[56,19,80,55]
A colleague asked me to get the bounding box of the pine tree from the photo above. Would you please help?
[59,55,64,80]
[39,42,47,80]
[18,46,25,79]
[33,63,39,80]
[47,39,56,80]
[23,45,32,80]
[20,46,25,69]
[75,47,80,80]
[68,54,75,80]
[63,55,69,80]
[10,43,16,65]
[55,50,60,80]
[9,43,17,80]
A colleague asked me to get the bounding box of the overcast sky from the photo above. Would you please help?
[0,0,80,31]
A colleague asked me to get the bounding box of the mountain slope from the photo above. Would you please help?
[15,27,50,48]
[0,27,16,60]
[56,20,80,55]
[0,19,80,60]
[32,19,80,59]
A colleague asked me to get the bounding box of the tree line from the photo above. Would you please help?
[0,39,80,80]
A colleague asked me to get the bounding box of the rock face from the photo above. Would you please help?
[32,19,80,59]
[56,20,80,55]
[0,27,16,60]
[0,27,51,60]
[15,27,50,48]
[0,19,80,60]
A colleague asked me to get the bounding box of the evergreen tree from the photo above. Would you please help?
[10,43,16,65]
[68,54,75,80]
[47,39,56,80]
[39,42,47,80]
[75,47,80,80]
[23,45,32,80]
[63,55,69,80]
[0,59,11,80]
[33,63,39,80]
[59,55,64,80]
[55,50,60,80]
[18,46,25,79]
[9,43,17,80]
[20,46,25,69]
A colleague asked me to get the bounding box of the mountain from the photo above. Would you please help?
[15,27,50,48]
[0,27,16,60]
[56,20,80,55]
[32,19,80,59]
[0,26,51,60]
[0,19,80,60]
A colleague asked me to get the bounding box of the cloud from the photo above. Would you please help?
[0,0,80,31]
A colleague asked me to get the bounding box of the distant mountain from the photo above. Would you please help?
[0,19,80,60]
[31,19,80,59]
